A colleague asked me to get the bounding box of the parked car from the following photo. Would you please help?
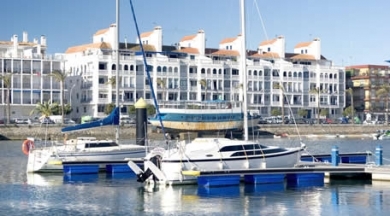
[63,118,76,125]
[120,117,135,124]
[41,117,55,124]
[14,118,31,124]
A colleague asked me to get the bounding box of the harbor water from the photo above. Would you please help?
[1,138,390,215]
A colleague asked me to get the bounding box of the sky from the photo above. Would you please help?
[1,0,390,66]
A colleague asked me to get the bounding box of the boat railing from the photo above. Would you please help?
[156,100,242,110]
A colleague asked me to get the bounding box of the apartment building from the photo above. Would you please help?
[1,25,346,120]
[0,32,65,118]
[347,64,390,119]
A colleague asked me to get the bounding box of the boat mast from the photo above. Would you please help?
[240,0,248,141]
[115,0,120,143]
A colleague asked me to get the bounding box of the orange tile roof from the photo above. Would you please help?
[220,37,238,44]
[65,42,112,54]
[129,44,156,52]
[294,41,312,48]
[290,54,315,60]
[174,47,199,54]
[259,38,277,46]
[94,28,109,36]
[140,31,153,38]
[180,34,196,42]
[211,50,240,56]
[250,52,280,58]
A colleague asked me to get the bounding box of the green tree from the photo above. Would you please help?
[0,73,12,124]
[104,103,116,115]
[376,84,390,125]
[30,100,57,118]
[271,108,281,116]
[51,103,72,115]
[106,76,121,102]
[320,109,329,117]
[298,109,308,118]
[156,78,166,101]
[128,105,136,114]
[274,82,285,124]
[50,70,68,124]
[309,87,321,124]
[346,88,354,124]
[199,79,207,101]
[343,106,355,118]
[146,104,156,116]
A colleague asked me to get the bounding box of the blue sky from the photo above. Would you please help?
[2,0,389,66]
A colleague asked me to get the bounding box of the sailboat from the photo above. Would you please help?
[127,0,306,185]
[25,0,147,173]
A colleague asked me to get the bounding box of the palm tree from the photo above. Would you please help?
[106,76,122,103]
[30,100,56,118]
[0,73,12,124]
[346,88,354,124]
[50,70,68,124]
[199,79,207,101]
[274,82,285,124]
[376,84,390,125]
[156,78,166,101]
[309,87,320,124]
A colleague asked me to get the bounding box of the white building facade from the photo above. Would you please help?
[2,25,345,120]
[0,32,66,119]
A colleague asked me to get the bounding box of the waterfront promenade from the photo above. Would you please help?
[0,124,387,141]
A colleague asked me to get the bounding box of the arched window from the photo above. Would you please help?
[253,70,257,76]
[168,67,173,72]
[157,66,162,72]
[334,73,337,79]
[124,65,129,71]
[213,69,217,74]
[293,72,297,77]
[201,68,206,74]
[298,72,302,78]
[112,64,116,70]
[174,67,178,73]
[130,65,134,71]
[162,66,167,72]
[283,71,287,77]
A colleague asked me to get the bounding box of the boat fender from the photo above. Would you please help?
[22,139,35,155]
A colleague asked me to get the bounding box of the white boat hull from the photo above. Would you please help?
[27,145,146,173]
[160,150,302,184]
[133,138,305,185]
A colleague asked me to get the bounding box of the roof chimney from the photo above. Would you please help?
[23,31,28,42]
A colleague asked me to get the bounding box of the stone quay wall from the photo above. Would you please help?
[0,124,387,141]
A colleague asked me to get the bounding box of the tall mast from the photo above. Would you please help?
[115,0,120,143]
[240,0,248,141]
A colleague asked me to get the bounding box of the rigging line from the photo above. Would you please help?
[253,0,304,142]
[128,0,167,140]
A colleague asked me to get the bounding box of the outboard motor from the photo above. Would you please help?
[136,155,162,183]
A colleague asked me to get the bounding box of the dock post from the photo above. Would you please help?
[331,146,339,166]
[375,145,383,166]
[135,98,148,146]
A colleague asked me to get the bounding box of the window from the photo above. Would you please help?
[190,55,195,60]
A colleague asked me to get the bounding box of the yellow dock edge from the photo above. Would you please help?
[181,170,201,176]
